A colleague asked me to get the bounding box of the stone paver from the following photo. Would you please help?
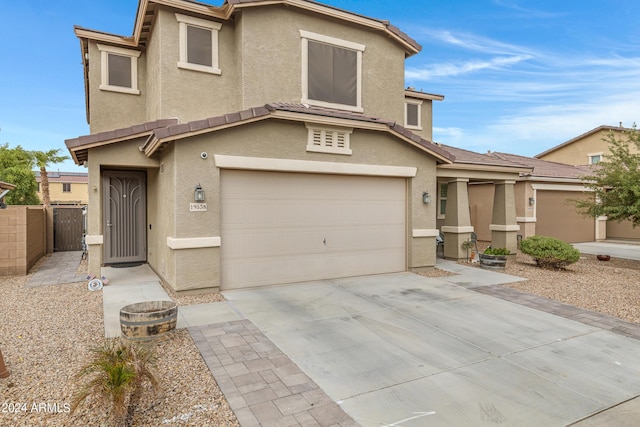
[26,251,86,287]
[473,284,640,340]
[189,319,357,427]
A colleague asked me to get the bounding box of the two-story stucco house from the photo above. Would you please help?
[65,0,528,293]
[35,171,88,206]
[536,124,640,240]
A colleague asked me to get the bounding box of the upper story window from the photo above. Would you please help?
[588,153,602,164]
[97,44,141,95]
[300,30,364,112]
[175,13,222,75]
[405,100,422,130]
[62,183,71,193]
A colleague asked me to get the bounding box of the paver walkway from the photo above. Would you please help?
[26,251,86,287]
[189,320,357,427]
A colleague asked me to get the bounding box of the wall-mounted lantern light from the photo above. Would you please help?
[194,184,205,202]
[422,191,431,204]
[529,197,535,206]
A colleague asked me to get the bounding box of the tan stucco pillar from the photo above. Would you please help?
[490,180,519,253]
[442,178,473,259]
[596,216,607,241]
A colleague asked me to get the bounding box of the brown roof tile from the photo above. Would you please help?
[490,152,589,179]
[67,104,456,164]
[440,144,524,168]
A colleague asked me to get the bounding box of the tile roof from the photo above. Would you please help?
[34,171,88,183]
[0,181,16,191]
[66,104,456,165]
[490,152,591,179]
[65,119,179,164]
[440,144,529,169]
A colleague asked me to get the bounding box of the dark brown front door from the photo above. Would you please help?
[103,171,146,264]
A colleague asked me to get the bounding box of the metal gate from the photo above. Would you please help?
[53,207,84,252]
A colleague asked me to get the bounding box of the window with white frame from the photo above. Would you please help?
[175,13,222,74]
[588,153,602,164]
[62,183,71,193]
[405,100,422,129]
[300,30,364,112]
[97,44,141,94]
[305,124,353,155]
[438,182,447,219]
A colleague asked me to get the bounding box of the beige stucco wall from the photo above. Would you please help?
[88,42,147,134]
[238,6,406,120]
[468,183,494,241]
[37,182,88,205]
[160,119,437,292]
[86,4,410,133]
[538,128,635,166]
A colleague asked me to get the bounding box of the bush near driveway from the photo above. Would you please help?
[519,236,581,269]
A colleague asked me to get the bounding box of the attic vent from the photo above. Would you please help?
[305,124,353,155]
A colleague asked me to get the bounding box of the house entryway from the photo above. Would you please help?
[103,171,146,264]
[220,170,406,289]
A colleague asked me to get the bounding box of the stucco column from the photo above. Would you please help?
[490,180,519,253]
[442,178,473,260]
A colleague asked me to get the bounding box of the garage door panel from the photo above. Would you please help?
[536,191,594,243]
[221,170,406,289]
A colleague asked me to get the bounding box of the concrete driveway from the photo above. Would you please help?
[223,269,640,426]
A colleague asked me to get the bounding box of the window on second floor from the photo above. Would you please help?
[97,44,141,95]
[405,100,422,130]
[589,153,602,165]
[175,13,222,75]
[300,30,364,112]
[62,183,71,192]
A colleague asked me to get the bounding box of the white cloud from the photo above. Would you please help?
[406,55,531,80]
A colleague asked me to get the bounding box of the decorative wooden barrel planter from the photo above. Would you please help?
[479,254,507,271]
[120,301,178,341]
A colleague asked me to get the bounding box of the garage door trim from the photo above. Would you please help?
[214,154,417,177]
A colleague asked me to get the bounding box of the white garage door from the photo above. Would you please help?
[221,170,406,289]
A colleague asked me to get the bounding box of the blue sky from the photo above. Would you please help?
[2,0,640,172]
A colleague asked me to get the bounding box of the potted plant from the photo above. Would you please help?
[479,247,510,270]
[461,240,476,262]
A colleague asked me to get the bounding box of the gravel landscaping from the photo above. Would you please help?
[0,255,239,427]
[2,249,640,426]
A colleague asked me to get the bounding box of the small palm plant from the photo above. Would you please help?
[71,338,160,427]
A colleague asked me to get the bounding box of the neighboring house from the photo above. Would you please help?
[536,125,640,240]
[536,124,636,166]
[466,152,601,243]
[35,171,88,206]
[65,0,526,293]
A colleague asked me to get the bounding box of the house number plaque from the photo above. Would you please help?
[189,203,207,212]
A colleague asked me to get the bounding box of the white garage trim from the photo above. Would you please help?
[214,154,417,177]
[167,236,221,249]
[531,183,592,192]
[412,229,440,237]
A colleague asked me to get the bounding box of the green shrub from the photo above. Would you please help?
[519,236,580,269]
[71,338,160,426]
[483,247,510,256]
